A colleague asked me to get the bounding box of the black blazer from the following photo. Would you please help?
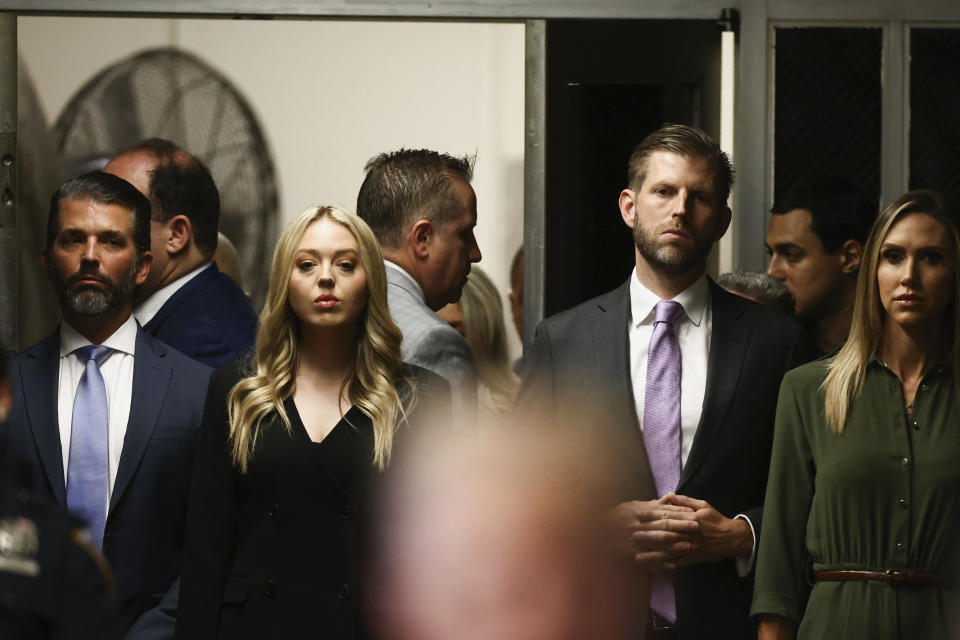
[144,263,258,368]
[5,327,212,634]
[176,361,450,640]
[521,278,816,639]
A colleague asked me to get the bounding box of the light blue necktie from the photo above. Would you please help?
[66,344,113,550]
[643,300,684,624]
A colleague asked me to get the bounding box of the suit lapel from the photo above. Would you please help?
[109,328,172,513]
[591,281,634,420]
[593,280,657,499]
[19,334,67,506]
[678,282,749,490]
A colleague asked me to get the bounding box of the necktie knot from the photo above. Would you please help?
[74,344,113,366]
[654,300,684,326]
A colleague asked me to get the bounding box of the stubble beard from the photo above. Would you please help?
[632,217,715,277]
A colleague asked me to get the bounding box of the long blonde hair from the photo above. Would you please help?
[458,267,519,408]
[228,205,410,471]
[823,190,960,433]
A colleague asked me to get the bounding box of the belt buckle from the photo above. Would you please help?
[884,568,910,585]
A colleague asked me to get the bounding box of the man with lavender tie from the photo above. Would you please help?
[5,172,211,638]
[521,125,815,639]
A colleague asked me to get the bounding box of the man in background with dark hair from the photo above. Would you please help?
[105,139,257,367]
[357,148,482,422]
[5,172,211,638]
[765,177,876,354]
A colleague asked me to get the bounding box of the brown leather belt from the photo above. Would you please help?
[815,569,943,586]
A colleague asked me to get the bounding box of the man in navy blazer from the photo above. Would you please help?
[105,138,257,368]
[6,172,211,637]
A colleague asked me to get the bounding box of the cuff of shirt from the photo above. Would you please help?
[733,513,757,577]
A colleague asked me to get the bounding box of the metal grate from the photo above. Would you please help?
[774,27,883,205]
[909,28,960,205]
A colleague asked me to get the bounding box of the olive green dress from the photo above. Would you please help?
[751,358,960,639]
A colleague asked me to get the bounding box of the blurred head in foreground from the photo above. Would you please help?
[368,404,645,640]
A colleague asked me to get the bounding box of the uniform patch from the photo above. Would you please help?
[0,517,40,577]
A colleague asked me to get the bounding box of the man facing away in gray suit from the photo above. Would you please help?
[357,149,482,423]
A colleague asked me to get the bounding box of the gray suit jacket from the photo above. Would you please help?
[385,262,477,423]
[520,277,816,639]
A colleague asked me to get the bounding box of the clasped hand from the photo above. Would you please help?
[606,493,752,572]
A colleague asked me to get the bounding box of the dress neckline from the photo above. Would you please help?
[286,397,360,446]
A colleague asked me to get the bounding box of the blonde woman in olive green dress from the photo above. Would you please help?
[752,190,960,639]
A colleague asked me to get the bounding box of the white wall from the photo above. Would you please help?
[18,16,526,357]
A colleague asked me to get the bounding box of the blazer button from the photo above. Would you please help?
[337,583,351,601]
[340,503,353,520]
[264,579,278,597]
[267,502,279,519]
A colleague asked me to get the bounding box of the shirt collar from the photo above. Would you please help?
[59,313,138,357]
[868,352,952,377]
[629,269,709,328]
[134,261,212,326]
[384,260,425,304]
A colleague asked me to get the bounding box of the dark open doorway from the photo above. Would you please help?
[544,19,722,316]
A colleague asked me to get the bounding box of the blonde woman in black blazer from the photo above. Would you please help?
[176,206,449,640]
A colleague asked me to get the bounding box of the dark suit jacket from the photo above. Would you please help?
[144,263,258,368]
[176,361,450,640]
[521,278,816,639]
[6,327,212,635]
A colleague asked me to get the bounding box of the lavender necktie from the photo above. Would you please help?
[643,300,684,624]
[66,344,113,550]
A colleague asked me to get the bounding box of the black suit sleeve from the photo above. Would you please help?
[745,320,818,546]
[175,366,242,640]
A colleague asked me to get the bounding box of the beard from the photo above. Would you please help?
[51,262,138,316]
[633,216,717,276]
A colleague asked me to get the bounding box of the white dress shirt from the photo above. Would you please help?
[57,315,138,503]
[627,270,756,572]
[134,261,211,326]
[628,270,710,468]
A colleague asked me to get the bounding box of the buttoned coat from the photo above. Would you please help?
[176,360,450,640]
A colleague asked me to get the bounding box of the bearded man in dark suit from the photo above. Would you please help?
[521,124,816,639]
[6,172,211,638]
